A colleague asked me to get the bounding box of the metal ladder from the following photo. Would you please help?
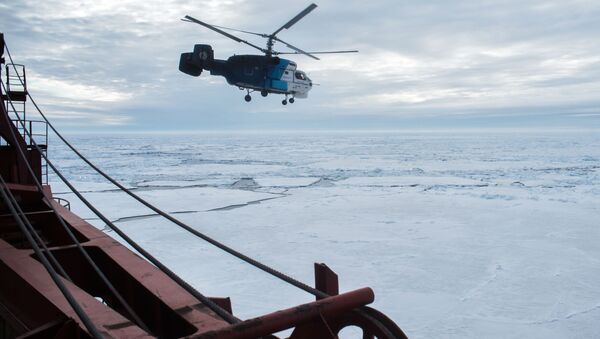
[2,63,49,184]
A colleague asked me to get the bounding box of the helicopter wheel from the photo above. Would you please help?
[244,94,252,102]
[261,90,268,97]
[282,99,287,105]
[289,97,295,104]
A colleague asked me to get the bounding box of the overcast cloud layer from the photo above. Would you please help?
[1,0,599,130]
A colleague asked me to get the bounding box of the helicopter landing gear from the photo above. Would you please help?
[261,90,268,97]
[289,97,295,104]
[282,99,287,105]
[244,89,252,102]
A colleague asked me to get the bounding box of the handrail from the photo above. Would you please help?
[53,196,71,210]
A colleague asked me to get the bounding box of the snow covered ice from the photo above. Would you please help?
[49,130,600,338]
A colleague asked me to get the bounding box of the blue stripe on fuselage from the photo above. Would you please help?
[271,79,288,91]
[269,58,290,91]
[270,59,290,80]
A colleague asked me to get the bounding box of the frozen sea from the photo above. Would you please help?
[48,130,600,339]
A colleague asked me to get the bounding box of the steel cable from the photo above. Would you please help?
[4,43,329,300]
[1,81,153,334]
[0,177,73,281]
[0,174,104,339]
[2,36,407,339]
[1,67,239,325]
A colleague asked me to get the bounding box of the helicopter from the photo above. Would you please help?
[179,3,358,105]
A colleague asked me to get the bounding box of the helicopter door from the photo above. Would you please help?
[268,64,293,92]
[282,70,293,81]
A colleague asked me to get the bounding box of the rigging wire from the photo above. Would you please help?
[38,144,241,323]
[0,178,73,281]
[0,174,104,339]
[4,43,329,298]
[0,97,72,281]
[0,82,153,334]
[1,38,405,339]
[4,43,330,300]
[1,72,240,325]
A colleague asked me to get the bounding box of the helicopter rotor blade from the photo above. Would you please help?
[182,18,268,38]
[209,23,269,38]
[272,36,319,60]
[183,15,267,53]
[271,3,317,37]
[277,50,359,55]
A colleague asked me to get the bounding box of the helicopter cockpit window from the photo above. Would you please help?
[295,72,306,80]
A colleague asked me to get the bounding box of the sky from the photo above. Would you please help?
[1,0,599,131]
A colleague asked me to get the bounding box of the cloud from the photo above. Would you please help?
[2,0,600,130]
[29,71,132,103]
[41,109,133,125]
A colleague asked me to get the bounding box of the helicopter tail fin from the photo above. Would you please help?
[179,44,215,77]
[179,52,202,76]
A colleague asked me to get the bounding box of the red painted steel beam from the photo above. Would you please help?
[192,287,374,339]
[314,263,339,299]
[1,184,232,337]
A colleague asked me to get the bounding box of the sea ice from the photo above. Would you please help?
[48,131,600,339]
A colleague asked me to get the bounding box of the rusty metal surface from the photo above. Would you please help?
[192,288,375,339]
[314,263,339,299]
[1,58,233,337]
[0,183,233,338]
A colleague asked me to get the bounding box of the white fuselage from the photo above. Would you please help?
[279,62,311,98]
